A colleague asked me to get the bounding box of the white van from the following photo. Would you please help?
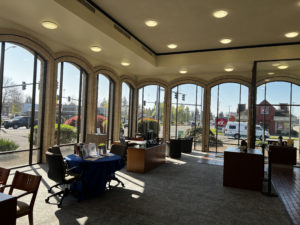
[224,122,269,139]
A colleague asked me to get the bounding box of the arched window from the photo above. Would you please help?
[97,74,115,146]
[120,82,133,138]
[0,42,46,167]
[137,85,164,139]
[210,83,249,153]
[56,62,87,153]
[170,84,204,150]
[256,82,300,146]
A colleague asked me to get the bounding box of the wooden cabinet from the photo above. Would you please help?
[127,144,166,173]
[223,147,264,191]
[0,193,16,225]
[269,146,297,165]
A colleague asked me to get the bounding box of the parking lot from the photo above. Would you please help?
[0,127,31,150]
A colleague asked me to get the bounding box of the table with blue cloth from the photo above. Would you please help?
[65,154,122,199]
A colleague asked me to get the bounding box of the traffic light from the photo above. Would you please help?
[182,94,185,101]
[68,96,71,102]
[175,92,178,99]
[22,81,26,90]
[143,100,146,106]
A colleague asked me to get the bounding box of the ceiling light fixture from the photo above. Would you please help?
[224,67,234,72]
[265,79,270,82]
[213,10,228,18]
[277,65,288,69]
[145,20,158,27]
[179,69,188,74]
[220,38,232,44]
[268,72,275,75]
[167,44,178,49]
[121,61,130,67]
[285,32,299,38]
[272,63,280,67]
[41,21,58,30]
[90,46,102,52]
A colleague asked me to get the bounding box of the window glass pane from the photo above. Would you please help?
[210,83,249,153]
[137,85,164,139]
[178,84,196,105]
[266,82,290,105]
[1,43,34,154]
[55,62,82,145]
[159,87,165,138]
[121,82,130,137]
[256,84,265,104]
[292,84,300,105]
[97,74,110,134]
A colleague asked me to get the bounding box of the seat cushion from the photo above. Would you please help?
[17,200,30,216]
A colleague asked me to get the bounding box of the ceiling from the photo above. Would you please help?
[0,0,299,80]
[90,0,300,54]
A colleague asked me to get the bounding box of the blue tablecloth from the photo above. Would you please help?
[65,154,122,199]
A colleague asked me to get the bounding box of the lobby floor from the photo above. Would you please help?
[272,165,300,225]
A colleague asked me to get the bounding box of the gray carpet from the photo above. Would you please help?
[10,152,291,225]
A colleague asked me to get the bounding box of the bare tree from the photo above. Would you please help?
[2,77,24,115]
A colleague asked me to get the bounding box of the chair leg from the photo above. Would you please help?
[28,212,33,225]
[48,183,61,193]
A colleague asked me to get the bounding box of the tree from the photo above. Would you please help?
[2,77,24,116]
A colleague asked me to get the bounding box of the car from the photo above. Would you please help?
[3,116,38,129]
[224,122,269,140]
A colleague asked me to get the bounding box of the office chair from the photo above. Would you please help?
[3,171,41,225]
[0,167,10,192]
[48,145,62,155]
[45,151,81,207]
[108,144,127,188]
[169,139,181,158]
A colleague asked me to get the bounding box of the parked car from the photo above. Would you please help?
[3,116,38,129]
[224,122,269,140]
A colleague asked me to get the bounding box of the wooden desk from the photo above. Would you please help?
[223,147,264,191]
[127,143,166,173]
[0,193,16,225]
[269,145,297,165]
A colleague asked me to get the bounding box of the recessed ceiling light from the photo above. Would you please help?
[121,61,130,67]
[145,20,158,27]
[272,63,280,67]
[167,44,178,49]
[268,72,275,75]
[285,32,299,38]
[90,46,102,52]
[179,69,188,74]
[265,79,270,82]
[277,65,288,69]
[213,10,228,18]
[220,38,232,44]
[298,1,300,7]
[41,21,58,30]
[224,67,234,72]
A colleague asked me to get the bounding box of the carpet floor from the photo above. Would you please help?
[9,151,291,225]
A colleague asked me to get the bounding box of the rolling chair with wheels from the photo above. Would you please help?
[45,151,81,207]
[108,144,127,189]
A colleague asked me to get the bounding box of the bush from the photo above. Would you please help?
[183,126,223,147]
[0,138,19,152]
[30,124,77,145]
[137,117,160,138]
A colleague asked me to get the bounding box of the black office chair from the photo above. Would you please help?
[169,139,182,158]
[45,151,81,207]
[48,145,62,155]
[108,144,127,189]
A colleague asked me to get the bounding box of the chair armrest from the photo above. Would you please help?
[15,191,35,199]
[0,184,12,189]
